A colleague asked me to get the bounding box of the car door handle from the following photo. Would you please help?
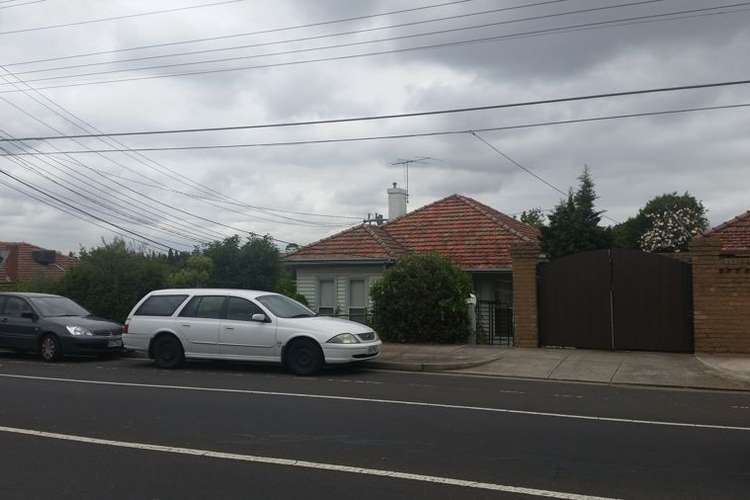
[181,324,191,327]
[0,318,7,322]
[224,326,234,330]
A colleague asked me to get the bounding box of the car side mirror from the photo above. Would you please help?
[21,311,38,321]
[251,313,268,322]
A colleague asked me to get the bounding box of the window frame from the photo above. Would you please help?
[134,294,189,317]
[224,296,265,322]
[317,277,336,316]
[178,295,228,320]
[348,278,368,324]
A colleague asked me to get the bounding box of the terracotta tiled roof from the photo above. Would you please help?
[703,210,750,250]
[286,194,539,269]
[285,224,407,261]
[0,241,78,285]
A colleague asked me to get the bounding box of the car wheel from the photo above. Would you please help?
[152,335,184,369]
[286,339,324,376]
[40,334,62,362]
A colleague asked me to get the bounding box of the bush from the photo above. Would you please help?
[370,253,472,343]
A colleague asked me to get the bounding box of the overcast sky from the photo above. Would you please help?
[1,0,748,254]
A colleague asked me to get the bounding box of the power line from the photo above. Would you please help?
[0,129,225,245]
[3,0,485,66]
[1,0,712,85]
[0,147,176,250]
[0,0,45,10]
[2,2,747,91]
[4,101,747,154]
[0,0,245,36]
[471,132,620,224]
[0,175,178,252]
[0,67,361,224]
[12,0,613,74]
[4,77,749,142]
[0,71,300,244]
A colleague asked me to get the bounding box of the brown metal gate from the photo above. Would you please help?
[538,249,693,352]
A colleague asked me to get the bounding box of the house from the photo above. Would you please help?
[701,210,750,250]
[0,241,78,289]
[284,184,539,342]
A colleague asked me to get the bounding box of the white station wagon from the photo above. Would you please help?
[123,289,382,375]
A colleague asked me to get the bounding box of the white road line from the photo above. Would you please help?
[1,372,749,432]
[0,424,616,500]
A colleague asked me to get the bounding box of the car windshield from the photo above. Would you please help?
[256,294,315,318]
[29,296,90,317]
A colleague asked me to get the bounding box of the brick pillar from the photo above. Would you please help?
[511,241,541,348]
[690,235,722,353]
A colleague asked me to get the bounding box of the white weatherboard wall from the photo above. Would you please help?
[296,265,385,317]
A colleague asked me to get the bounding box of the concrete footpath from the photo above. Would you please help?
[369,343,750,391]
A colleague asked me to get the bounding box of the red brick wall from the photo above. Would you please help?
[511,241,541,348]
[690,236,750,353]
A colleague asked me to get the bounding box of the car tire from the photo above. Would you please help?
[152,335,184,369]
[40,334,62,362]
[286,338,324,376]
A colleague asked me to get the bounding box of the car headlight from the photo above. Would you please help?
[66,325,94,336]
[327,333,360,344]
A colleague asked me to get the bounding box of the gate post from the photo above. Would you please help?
[511,241,541,348]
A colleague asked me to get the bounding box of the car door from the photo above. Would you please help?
[0,296,38,350]
[175,295,226,357]
[219,297,277,359]
[0,296,8,347]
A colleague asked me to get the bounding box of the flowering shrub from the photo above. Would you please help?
[639,206,705,252]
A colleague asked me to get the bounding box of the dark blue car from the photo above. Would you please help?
[0,292,123,362]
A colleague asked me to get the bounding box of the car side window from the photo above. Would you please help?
[4,297,32,317]
[134,295,188,316]
[179,296,226,319]
[226,297,263,321]
[0,297,6,315]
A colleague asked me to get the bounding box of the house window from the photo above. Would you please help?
[318,279,335,316]
[348,279,367,324]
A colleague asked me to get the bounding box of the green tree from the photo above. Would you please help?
[54,239,171,322]
[167,254,214,288]
[202,235,281,290]
[612,192,708,251]
[370,253,472,343]
[518,207,546,230]
[540,167,611,258]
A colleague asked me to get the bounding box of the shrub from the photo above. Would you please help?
[370,253,472,343]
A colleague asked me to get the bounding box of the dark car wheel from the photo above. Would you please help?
[286,339,324,376]
[152,335,184,369]
[40,334,62,362]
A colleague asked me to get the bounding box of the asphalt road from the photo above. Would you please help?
[0,351,748,499]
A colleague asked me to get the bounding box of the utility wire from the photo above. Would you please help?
[0,71,299,244]
[13,0,620,74]
[0,175,178,252]
[2,2,747,91]
[0,129,224,245]
[0,0,245,36]
[3,0,486,66]
[471,132,620,224]
[6,101,747,154]
[0,92,238,243]
[1,0,705,84]
[0,66,359,224]
[0,147,175,250]
[5,77,750,142]
[0,0,45,10]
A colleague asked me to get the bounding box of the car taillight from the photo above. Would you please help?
[122,322,129,334]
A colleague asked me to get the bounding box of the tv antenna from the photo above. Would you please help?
[390,156,435,204]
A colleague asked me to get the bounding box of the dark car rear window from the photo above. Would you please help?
[134,295,188,317]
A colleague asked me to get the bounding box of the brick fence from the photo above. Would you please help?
[690,236,750,353]
[510,241,541,348]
